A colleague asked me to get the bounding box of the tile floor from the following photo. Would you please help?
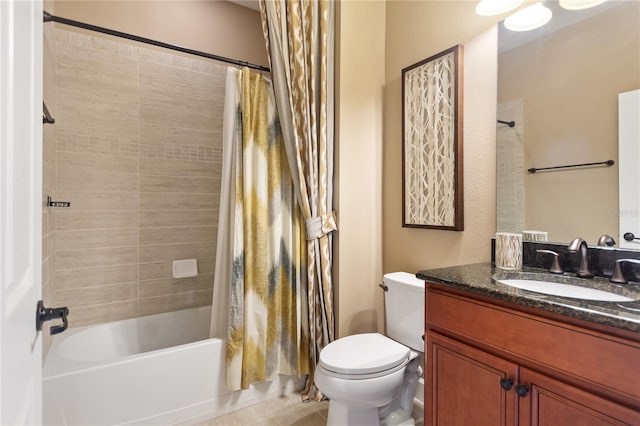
[196,393,328,426]
[196,393,424,426]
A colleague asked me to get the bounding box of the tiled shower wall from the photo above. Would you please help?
[496,99,524,233]
[42,19,57,354]
[51,29,225,327]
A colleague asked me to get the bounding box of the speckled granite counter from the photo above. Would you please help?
[416,262,640,334]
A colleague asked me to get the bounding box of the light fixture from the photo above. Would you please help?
[475,0,524,16]
[504,2,552,31]
[559,0,608,10]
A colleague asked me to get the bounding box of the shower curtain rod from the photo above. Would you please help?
[43,11,271,72]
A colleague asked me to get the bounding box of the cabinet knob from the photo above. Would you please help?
[499,378,513,391]
[515,384,529,398]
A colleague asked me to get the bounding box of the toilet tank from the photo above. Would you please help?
[383,272,425,352]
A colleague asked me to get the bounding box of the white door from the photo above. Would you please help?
[0,0,44,424]
[619,90,640,250]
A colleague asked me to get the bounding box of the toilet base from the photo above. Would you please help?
[327,400,380,426]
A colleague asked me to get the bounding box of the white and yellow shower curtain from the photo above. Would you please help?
[214,67,309,390]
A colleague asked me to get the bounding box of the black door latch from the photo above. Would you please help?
[36,300,69,335]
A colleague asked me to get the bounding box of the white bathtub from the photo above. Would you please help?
[43,306,301,425]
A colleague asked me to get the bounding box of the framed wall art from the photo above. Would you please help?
[402,44,464,230]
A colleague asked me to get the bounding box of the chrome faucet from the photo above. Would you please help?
[609,258,640,284]
[567,238,593,278]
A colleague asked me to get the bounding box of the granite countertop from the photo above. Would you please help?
[417,262,640,334]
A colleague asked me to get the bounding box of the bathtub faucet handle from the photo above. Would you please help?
[36,300,69,335]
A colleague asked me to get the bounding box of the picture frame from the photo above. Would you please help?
[401,44,464,230]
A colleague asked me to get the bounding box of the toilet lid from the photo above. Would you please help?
[319,333,410,376]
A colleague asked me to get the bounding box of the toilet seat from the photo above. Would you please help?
[319,333,410,379]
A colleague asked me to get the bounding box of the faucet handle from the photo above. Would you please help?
[536,250,564,274]
[597,234,616,247]
[609,258,640,284]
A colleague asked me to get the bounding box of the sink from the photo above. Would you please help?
[492,272,640,302]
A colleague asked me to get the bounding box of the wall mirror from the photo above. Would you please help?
[496,0,640,247]
[402,44,464,230]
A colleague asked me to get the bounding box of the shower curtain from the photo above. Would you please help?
[212,67,309,390]
[259,0,336,401]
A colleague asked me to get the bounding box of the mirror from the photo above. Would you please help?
[496,0,640,246]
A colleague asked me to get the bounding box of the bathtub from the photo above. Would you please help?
[43,306,301,425]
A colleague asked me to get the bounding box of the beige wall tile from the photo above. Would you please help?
[139,242,215,263]
[95,100,139,140]
[54,192,138,211]
[56,45,138,104]
[139,175,216,193]
[43,135,57,166]
[139,192,217,211]
[56,210,137,230]
[48,233,56,259]
[138,59,223,98]
[42,257,51,292]
[55,93,99,134]
[138,258,214,281]
[57,29,120,55]
[43,22,57,361]
[138,290,212,317]
[137,48,226,75]
[56,264,137,289]
[56,228,138,251]
[139,210,216,228]
[43,163,56,192]
[58,152,137,175]
[139,104,221,133]
[139,273,214,298]
[42,236,48,260]
[67,300,137,328]
[54,281,137,308]
[56,246,137,270]
[139,226,216,245]
[139,124,219,147]
[48,211,56,234]
[58,171,138,193]
[52,27,228,325]
[139,157,218,178]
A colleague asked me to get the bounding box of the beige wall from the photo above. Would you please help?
[336,1,386,337]
[498,2,640,243]
[336,1,510,336]
[383,1,505,274]
[53,1,268,68]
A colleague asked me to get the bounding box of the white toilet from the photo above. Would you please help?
[315,272,425,426]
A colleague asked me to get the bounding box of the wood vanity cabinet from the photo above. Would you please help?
[424,283,640,426]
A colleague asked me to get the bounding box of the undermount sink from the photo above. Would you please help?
[492,272,640,302]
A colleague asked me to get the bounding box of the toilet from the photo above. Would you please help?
[315,272,425,426]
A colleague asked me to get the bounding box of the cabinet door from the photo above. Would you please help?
[519,368,640,426]
[426,333,519,426]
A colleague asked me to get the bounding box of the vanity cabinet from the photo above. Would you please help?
[424,284,640,426]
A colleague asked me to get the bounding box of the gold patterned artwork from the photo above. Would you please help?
[402,45,464,230]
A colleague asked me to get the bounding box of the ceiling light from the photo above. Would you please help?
[504,2,552,32]
[475,0,524,16]
[559,0,608,10]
